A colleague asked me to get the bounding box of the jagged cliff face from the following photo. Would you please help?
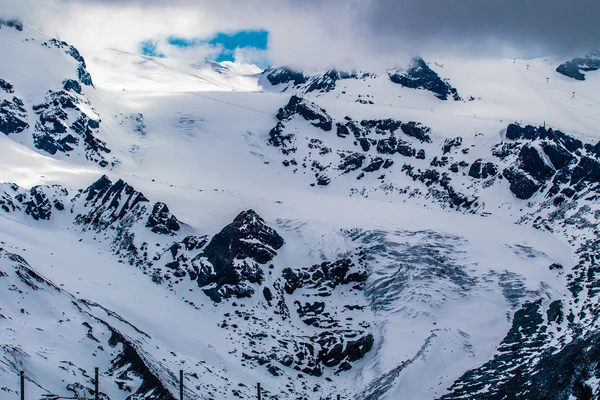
[1,20,600,400]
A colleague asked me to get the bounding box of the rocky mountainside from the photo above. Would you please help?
[556,49,600,81]
[1,20,600,400]
[0,25,116,168]
[261,56,461,103]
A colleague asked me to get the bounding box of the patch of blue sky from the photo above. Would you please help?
[139,40,164,58]
[140,29,269,65]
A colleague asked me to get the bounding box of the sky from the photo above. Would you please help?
[1,0,599,69]
[139,30,269,66]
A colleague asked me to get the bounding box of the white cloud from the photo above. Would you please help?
[3,0,589,71]
[0,0,396,69]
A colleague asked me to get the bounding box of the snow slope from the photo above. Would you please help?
[1,22,600,400]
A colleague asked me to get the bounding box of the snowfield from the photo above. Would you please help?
[1,23,599,400]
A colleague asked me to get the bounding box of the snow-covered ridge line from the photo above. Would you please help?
[0,247,177,399]
[2,18,600,399]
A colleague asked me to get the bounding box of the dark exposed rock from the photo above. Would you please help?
[363,157,385,172]
[357,138,373,152]
[317,332,374,368]
[440,300,600,400]
[588,141,600,158]
[396,139,417,157]
[375,135,397,155]
[492,142,520,159]
[197,210,284,302]
[316,174,331,186]
[388,57,461,101]
[107,329,176,400]
[306,69,344,93]
[32,89,110,166]
[360,119,402,134]
[276,95,333,131]
[541,142,575,170]
[305,69,373,93]
[63,79,82,94]
[570,156,600,185]
[263,287,273,304]
[281,258,366,295]
[440,300,548,399]
[336,123,350,138]
[75,175,150,230]
[443,137,463,154]
[264,67,374,94]
[268,122,296,153]
[400,121,432,143]
[77,65,94,86]
[503,168,541,200]
[263,67,309,86]
[146,203,180,235]
[505,123,583,152]
[556,49,600,81]
[0,79,14,93]
[518,144,555,181]
[338,152,366,174]
[430,156,449,168]
[43,38,94,86]
[14,186,55,221]
[295,301,326,318]
[0,96,28,135]
[546,300,563,324]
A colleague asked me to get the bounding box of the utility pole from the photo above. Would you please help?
[94,367,99,400]
[180,370,184,400]
[337,395,341,400]
[257,382,262,400]
[20,371,25,400]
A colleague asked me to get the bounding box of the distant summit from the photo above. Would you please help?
[0,19,23,31]
[387,57,461,101]
[556,49,600,80]
[261,58,461,102]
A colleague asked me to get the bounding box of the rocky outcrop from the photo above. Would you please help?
[75,175,151,230]
[556,49,600,81]
[388,57,461,101]
[276,95,333,131]
[497,123,598,199]
[146,203,180,235]
[42,38,94,86]
[468,159,498,179]
[263,66,309,87]
[0,184,67,220]
[502,167,541,200]
[305,69,373,93]
[262,67,374,94]
[195,210,284,302]
[0,248,179,400]
[0,94,28,135]
[32,88,112,167]
[282,258,367,295]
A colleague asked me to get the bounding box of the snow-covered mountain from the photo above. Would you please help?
[1,21,600,399]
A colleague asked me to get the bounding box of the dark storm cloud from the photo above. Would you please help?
[65,0,600,55]
[361,0,600,55]
[3,0,597,67]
